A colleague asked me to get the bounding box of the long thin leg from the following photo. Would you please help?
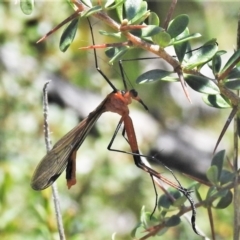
[107,115,199,235]
[87,18,117,92]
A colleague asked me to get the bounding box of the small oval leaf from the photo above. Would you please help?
[130,1,149,24]
[124,0,142,21]
[174,27,190,62]
[215,190,233,209]
[224,80,240,90]
[158,194,172,209]
[185,41,218,69]
[202,94,231,108]
[153,31,171,47]
[211,150,225,181]
[220,49,240,75]
[165,215,181,227]
[59,18,79,52]
[136,69,173,84]
[184,74,220,94]
[167,14,189,38]
[148,12,160,26]
[227,67,240,80]
[206,165,219,185]
[20,0,34,15]
[211,50,226,74]
[219,170,234,185]
[132,25,163,38]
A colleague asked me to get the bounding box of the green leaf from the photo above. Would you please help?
[115,0,124,22]
[140,206,157,228]
[219,170,234,185]
[59,18,79,52]
[105,0,126,10]
[173,194,188,207]
[152,31,171,47]
[225,80,240,90]
[130,1,149,24]
[167,14,189,38]
[184,74,219,94]
[171,33,201,45]
[227,67,240,79]
[211,50,226,75]
[136,69,173,84]
[173,28,190,62]
[185,41,218,69]
[158,194,172,209]
[131,25,163,38]
[148,12,160,26]
[214,190,233,209]
[220,49,240,75]
[99,30,122,39]
[202,94,231,108]
[105,47,129,64]
[211,150,225,181]
[165,215,181,227]
[124,0,142,21]
[206,186,217,206]
[20,0,34,15]
[195,183,202,202]
[206,165,219,185]
[81,0,92,7]
[82,5,102,17]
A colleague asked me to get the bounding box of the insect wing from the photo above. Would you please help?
[31,104,105,190]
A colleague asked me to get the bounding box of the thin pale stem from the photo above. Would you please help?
[43,81,66,240]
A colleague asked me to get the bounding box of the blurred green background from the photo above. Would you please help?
[0,1,238,239]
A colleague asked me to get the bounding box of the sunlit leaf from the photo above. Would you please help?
[115,0,124,22]
[105,0,126,10]
[105,46,129,64]
[171,33,201,45]
[82,5,102,17]
[124,0,142,21]
[224,79,240,90]
[99,30,122,38]
[184,74,219,94]
[130,1,149,24]
[174,27,190,62]
[227,67,240,79]
[220,49,240,75]
[136,69,173,84]
[185,41,218,69]
[206,165,219,185]
[211,150,225,181]
[211,50,226,75]
[131,25,163,38]
[59,18,79,52]
[81,0,92,7]
[148,12,160,26]
[104,0,115,8]
[202,94,231,108]
[167,14,189,38]
[20,0,34,15]
[152,31,171,47]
